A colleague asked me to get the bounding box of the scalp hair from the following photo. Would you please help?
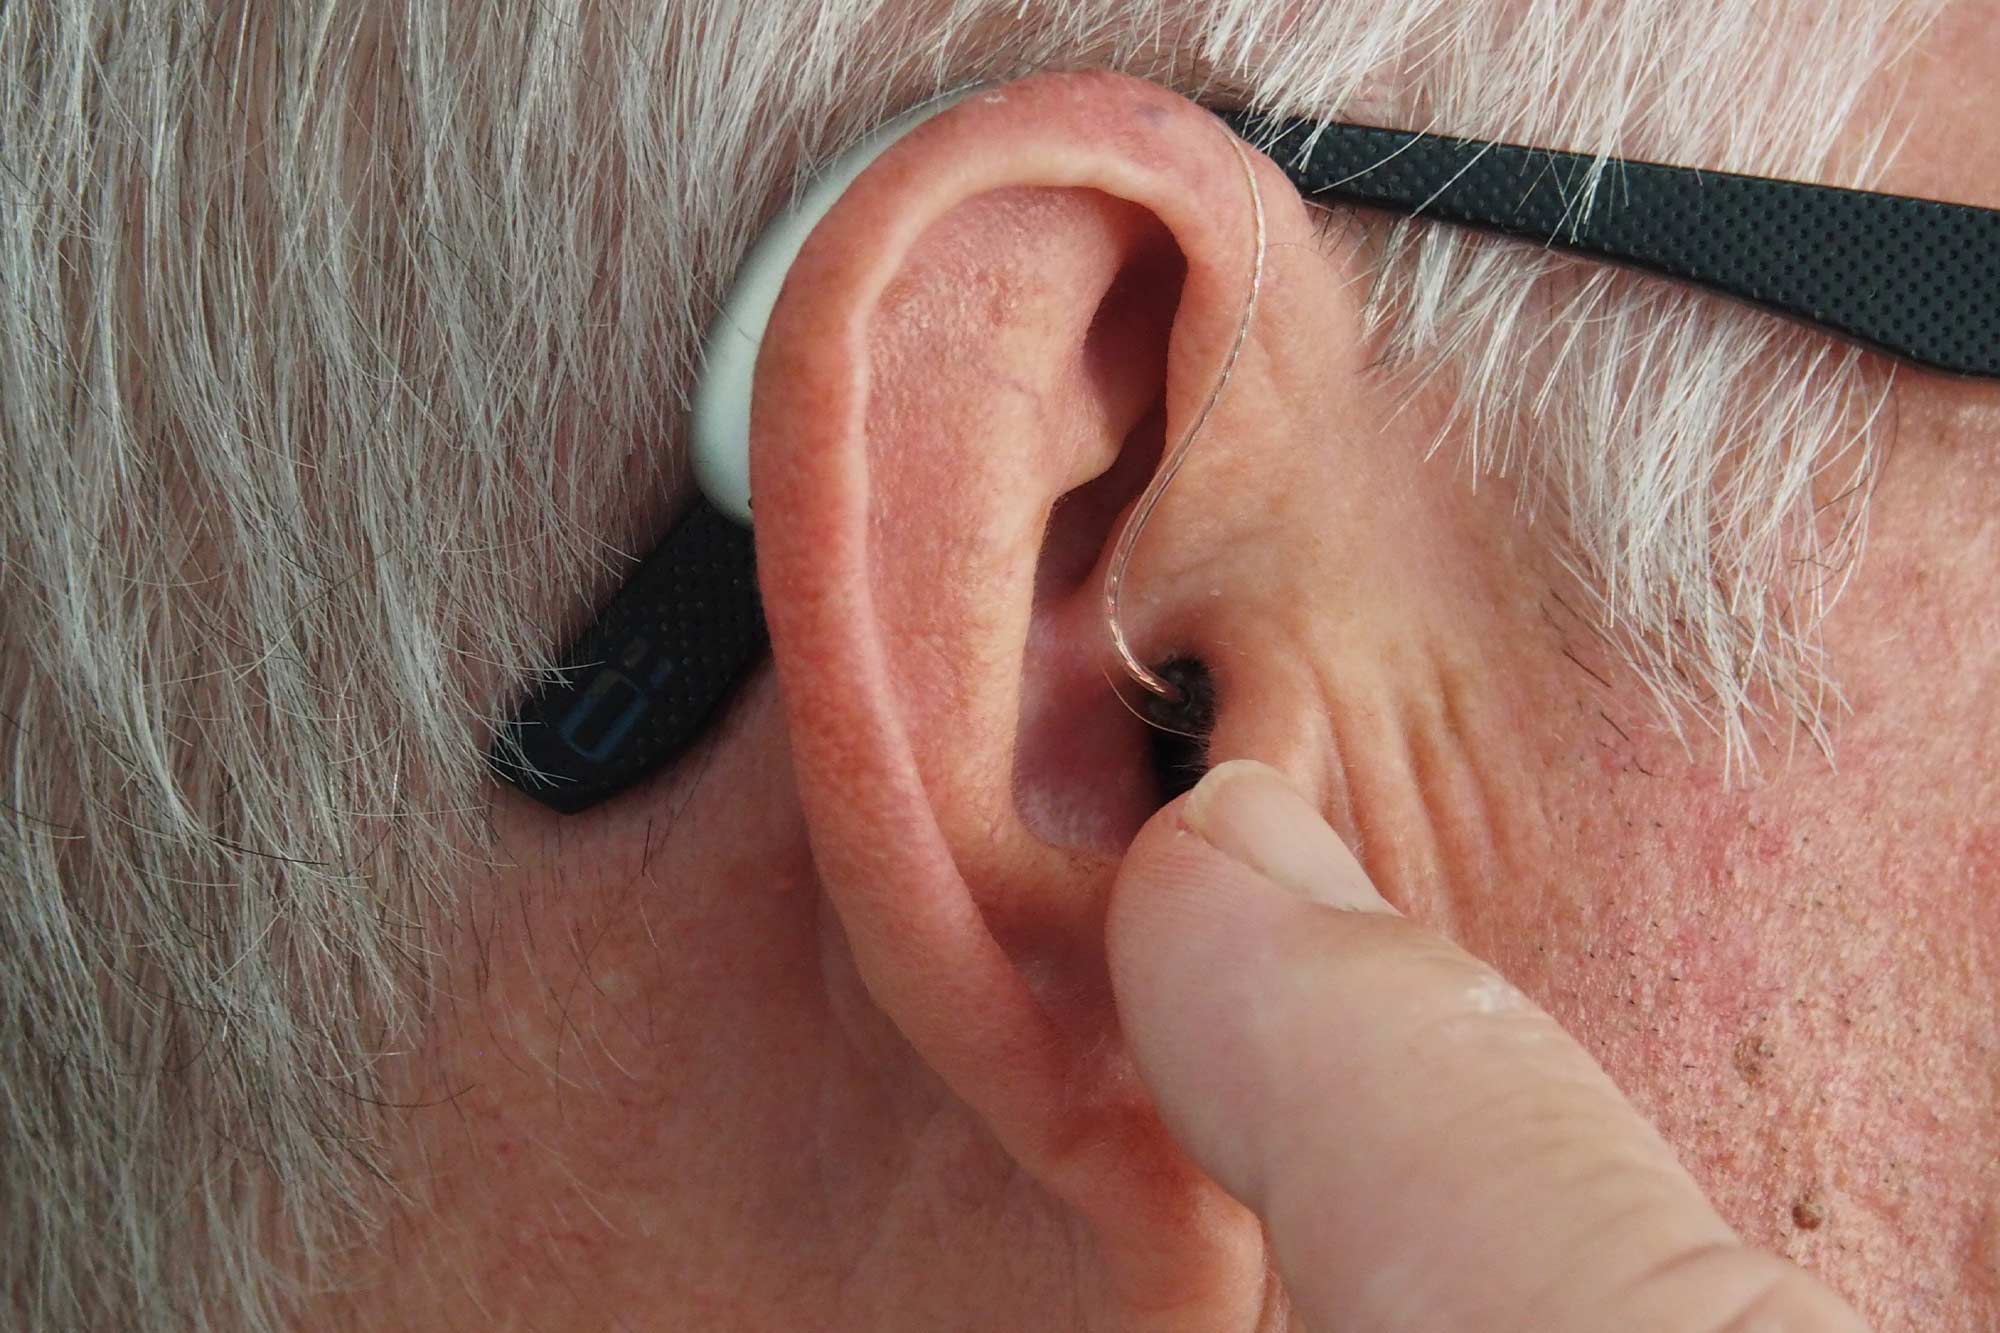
[0,0,1942,1327]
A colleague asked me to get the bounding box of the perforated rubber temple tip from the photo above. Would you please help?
[491,499,767,814]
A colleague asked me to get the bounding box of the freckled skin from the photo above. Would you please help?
[1387,387,2000,1330]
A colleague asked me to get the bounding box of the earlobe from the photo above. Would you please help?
[746,72,1323,1324]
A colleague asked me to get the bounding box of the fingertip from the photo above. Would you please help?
[1108,783,1320,1202]
[1181,760,1388,912]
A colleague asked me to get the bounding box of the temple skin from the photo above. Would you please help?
[320,14,1998,1332]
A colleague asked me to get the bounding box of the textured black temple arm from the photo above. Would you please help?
[491,498,766,814]
[1220,115,2000,378]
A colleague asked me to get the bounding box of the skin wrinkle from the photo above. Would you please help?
[1403,654,1507,942]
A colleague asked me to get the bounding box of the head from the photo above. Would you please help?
[3,2,1995,1329]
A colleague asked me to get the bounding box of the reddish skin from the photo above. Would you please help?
[316,24,1999,1333]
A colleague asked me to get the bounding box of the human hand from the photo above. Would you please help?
[1107,759,1868,1332]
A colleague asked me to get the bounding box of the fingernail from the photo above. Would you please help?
[1182,760,1391,912]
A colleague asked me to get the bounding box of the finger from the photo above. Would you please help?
[1107,758,1868,1333]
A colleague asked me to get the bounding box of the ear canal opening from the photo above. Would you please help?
[1140,657,1216,800]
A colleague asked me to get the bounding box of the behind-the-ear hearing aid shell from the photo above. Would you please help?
[689,87,978,526]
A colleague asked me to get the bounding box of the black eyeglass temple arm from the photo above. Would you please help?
[1220,114,2000,379]
[491,501,766,815]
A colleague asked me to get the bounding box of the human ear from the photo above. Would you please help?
[749,71,1354,1324]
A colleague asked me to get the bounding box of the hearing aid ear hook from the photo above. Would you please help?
[1103,128,1267,707]
[688,87,1264,705]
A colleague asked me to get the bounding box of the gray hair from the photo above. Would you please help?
[0,1,1940,1327]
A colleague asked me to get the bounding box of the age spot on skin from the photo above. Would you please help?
[1791,1190,1828,1232]
[1733,1031,1776,1087]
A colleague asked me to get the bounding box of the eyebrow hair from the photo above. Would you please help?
[493,113,2000,815]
